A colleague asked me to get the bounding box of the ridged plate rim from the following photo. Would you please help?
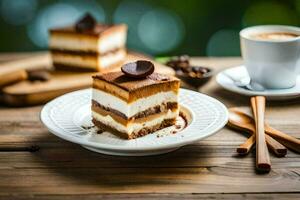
[40,88,228,151]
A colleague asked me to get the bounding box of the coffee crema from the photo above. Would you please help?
[251,32,299,41]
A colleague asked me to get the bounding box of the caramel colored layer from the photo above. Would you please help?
[92,72,180,102]
[50,48,123,56]
[51,49,126,71]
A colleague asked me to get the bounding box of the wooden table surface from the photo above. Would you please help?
[0,53,299,200]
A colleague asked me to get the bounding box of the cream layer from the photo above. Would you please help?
[92,109,178,135]
[92,88,178,118]
[49,30,126,53]
[52,49,126,69]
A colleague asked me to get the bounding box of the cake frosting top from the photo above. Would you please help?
[93,71,179,92]
[51,24,123,35]
[50,13,126,36]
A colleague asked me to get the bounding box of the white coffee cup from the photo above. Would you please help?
[240,25,300,89]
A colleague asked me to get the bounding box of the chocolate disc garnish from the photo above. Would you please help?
[121,60,155,78]
[75,13,96,32]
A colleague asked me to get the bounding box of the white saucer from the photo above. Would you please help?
[216,66,300,100]
[40,88,228,156]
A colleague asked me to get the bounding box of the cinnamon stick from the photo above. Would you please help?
[237,134,255,155]
[266,126,300,153]
[237,133,287,157]
[265,134,287,157]
[251,96,271,173]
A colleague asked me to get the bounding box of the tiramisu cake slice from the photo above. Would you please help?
[49,13,127,71]
[91,60,180,139]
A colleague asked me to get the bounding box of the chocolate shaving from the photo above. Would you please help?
[121,60,155,78]
[148,73,170,81]
[81,125,95,130]
[75,13,96,33]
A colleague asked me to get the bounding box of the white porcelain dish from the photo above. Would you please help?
[41,88,228,156]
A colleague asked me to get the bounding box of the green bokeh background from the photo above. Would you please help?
[0,0,299,56]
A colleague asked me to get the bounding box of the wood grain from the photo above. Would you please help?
[0,53,299,199]
[0,194,299,200]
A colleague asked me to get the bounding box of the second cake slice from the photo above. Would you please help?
[49,14,127,71]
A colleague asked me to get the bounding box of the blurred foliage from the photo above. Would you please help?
[0,0,299,56]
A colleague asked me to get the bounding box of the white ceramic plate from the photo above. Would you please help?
[40,88,228,156]
[216,66,300,100]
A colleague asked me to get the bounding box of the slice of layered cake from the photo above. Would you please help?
[91,60,180,139]
[49,13,127,71]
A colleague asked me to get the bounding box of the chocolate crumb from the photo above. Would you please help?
[81,125,95,130]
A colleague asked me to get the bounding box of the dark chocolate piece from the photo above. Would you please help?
[121,60,155,78]
[27,69,51,82]
[75,13,96,33]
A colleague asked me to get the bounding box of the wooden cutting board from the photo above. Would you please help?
[0,52,51,87]
[0,52,174,106]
